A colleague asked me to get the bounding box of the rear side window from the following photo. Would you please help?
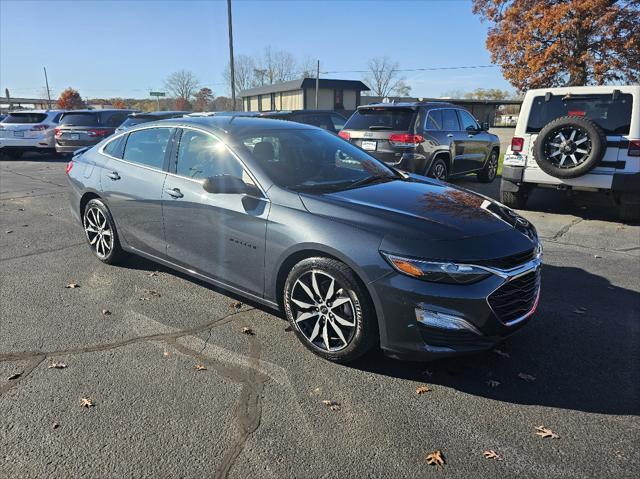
[175,129,245,180]
[103,135,127,159]
[59,113,100,126]
[426,110,443,130]
[3,113,48,124]
[122,127,172,169]
[442,109,460,130]
[331,114,346,131]
[343,108,416,131]
[103,112,130,127]
[119,117,147,129]
[526,93,633,135]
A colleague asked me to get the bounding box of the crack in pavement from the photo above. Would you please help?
[550,217,583,241]
[0,241,85,262]
[0,167,67,188]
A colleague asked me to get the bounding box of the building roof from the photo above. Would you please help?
[240,78,370,97]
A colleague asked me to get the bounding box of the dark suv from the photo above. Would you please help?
[259,110,347,134]
[55,109,136,154]
[339,102,500,182]
[115,111,190,134]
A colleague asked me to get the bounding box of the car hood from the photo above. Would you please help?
[299,177,537,254]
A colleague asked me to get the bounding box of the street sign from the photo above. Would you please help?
[149,91,165,97]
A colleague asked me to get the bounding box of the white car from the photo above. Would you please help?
[0,110,64,159]
[500,85,639,221]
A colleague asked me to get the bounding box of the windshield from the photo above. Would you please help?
[119,116,148,128]
[235,129,398,192]
[343,108,416,131]
[526,93,633,135]
[59,113,100,126]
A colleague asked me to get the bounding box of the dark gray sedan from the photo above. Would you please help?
[67,116,541,363]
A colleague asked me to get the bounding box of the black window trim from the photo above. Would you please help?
[98,125,175,173]
[456,108,480,131]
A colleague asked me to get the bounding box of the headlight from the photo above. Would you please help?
[381,253,492,284]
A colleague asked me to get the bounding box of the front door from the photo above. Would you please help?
[100,127,173,257]
[161,128,269,296]
[457,109,487,172]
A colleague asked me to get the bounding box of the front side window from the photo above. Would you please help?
[175,129,245,180]
[122,127,172,169]
[441,109,460,131]
[458,110,479,131]
[236,128,397,192]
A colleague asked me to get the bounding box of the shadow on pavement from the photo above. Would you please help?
[350,263,640,416]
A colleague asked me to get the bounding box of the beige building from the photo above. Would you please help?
[240,78,369,113]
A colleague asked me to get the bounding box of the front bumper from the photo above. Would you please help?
[370,256,541,360]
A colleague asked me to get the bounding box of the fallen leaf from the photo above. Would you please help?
[416,385,432,395]
[284,325,293,332]
[311,387,321,396]
[594,254,602,259]
[194,364,207,371]
[52,422,60,429]
[518,372,536,382]
[535,425,559,439]
[322,400,341,411]
[5,230,13,234]
[147,271,159,277]
[163,351,171,357]
[7,373,21,380]
[21,224,28,227]
[48,362,67,369]
[80,397,95,408]
[483,450,502,460]
[486,380,501,388]
[241,327,255,336]
[493,348,510,358]
[65,283,80,289]
[230,301,243,310]
[102,309,111,316]
[139,290,161,300]
[18,208,25,211]
[425,450,445,467]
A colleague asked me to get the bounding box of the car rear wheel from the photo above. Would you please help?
[83,199,124,264]
[283,257,378,363]
[500,189,529,209]
[428,158,448,181]
[477,150,499,183]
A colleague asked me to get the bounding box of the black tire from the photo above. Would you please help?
[618,193,640,223]
[427,157,448,181]
[500,189,529,209]
[5,150,23,159]
[477,149,499,183]
[283,257,378,363]
[82,198,125,264]
[534,116,606,179]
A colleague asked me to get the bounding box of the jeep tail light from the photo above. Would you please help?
[30,124,49,131]
[511,137,524,152]
[338,131,350,140]
[87,129,111,137]
[629,140,640,157]
[65,160,74,175]
[54,127,62,137]
[389,134,424,146]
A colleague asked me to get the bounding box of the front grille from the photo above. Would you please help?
[488,270,540,324]
[474,248,536,270]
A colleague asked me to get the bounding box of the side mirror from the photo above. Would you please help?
[202,175,248,194]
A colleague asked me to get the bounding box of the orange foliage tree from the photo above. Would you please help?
[112,98,127,109]
[472,0,640,90]
[56,88,85,109]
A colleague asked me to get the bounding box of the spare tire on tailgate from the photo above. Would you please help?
[533,115,606,179]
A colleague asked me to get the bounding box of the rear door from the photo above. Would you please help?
[341,107,418,165]
[162,127,269,295]
[100,126,173,257]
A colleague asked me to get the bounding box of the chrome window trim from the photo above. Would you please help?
[98,125,174,174]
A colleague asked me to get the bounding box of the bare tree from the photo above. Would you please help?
[257,46,297,84]
[224,54,256,95]
[164,70,199,101]
[363,57,402,97]
[393,80,412,97]
[298,57,316,78]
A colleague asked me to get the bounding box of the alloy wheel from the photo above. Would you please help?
[543,127,592,168]
[84,206,113,259]
[289,270,357,352]
[432,162,447,180]
[487,152,498,179]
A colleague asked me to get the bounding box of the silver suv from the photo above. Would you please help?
[339,102,501,182]
[501,85,639,222]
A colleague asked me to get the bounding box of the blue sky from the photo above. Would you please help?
[0,0,514,100]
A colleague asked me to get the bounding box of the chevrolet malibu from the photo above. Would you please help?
[67,116,541,363]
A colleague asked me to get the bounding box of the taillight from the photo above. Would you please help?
[87,129,111,137]
[629,140,640,157]
[388,134,424,146]
[338,131,350,141]
[511,137,525,152]
[31,124,49,131]
[65,161,74,175]
[55,127,62,137]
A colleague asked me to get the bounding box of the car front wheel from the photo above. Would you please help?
[477,150,499,183]
[283,257,378,363]
[83,198,124,264]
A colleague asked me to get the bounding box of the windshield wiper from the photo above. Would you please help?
[343,175,395,190]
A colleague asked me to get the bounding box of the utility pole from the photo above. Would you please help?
[315,60,319,110]
[227,0,236,110]
[43,67,52,109]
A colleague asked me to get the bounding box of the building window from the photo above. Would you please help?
[334,89,344,110]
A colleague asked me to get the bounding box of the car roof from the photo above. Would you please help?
[357,101,457,110]
[261,110,343,115]
[129,111,188,118]
[7,109,64,114]
[152,115,317,135]
[62,109,136,114]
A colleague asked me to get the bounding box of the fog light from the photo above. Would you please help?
[415,307,481,334]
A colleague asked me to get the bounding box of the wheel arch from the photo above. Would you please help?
[427,150,451,175]
[79,191,102,216]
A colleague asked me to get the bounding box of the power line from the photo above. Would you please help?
[322,65,497,74]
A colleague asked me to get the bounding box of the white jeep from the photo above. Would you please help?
[500,85,640,222]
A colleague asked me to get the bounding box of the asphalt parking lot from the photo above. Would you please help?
[1,153,639,478]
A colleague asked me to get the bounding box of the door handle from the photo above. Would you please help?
[107,171,120,180]
[165,187,183,199]
[447,134,454,138]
